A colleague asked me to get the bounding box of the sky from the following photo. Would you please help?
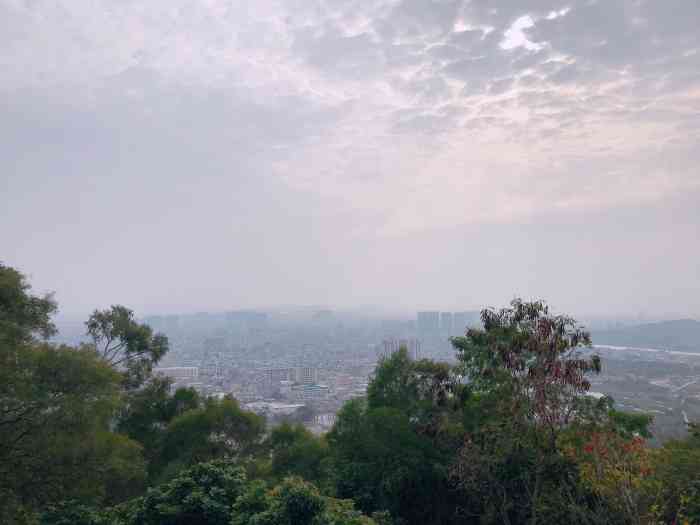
[1,0,699,320]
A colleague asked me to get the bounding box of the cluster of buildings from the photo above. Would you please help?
[152,366,202,390]
[379,338,421,360]
[262,366,330,401]
[147,308,481,434]
[417,311,475,338]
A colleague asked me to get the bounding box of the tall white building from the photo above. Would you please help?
[417,311,440,337]
[440,312,453,337]
[380,338,420,360]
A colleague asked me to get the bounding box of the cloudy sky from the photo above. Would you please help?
[2,0,699,319]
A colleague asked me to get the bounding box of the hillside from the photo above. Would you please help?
[592,319,700,352]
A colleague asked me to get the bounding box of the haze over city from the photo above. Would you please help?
[2,0,699,319]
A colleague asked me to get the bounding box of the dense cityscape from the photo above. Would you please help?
[53,309,700,442]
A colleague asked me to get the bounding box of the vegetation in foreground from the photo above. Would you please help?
[1,262,699,524]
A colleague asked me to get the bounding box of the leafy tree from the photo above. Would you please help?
[0,263,56,349]
[572,431,651,524]
[266,423,329,486]
[127,459,246,525]
[43,462,375,525]
[0,264,59,504]
[555,396,656,524]
[116,376,200,478]
[232,476,375,525]
[368,348,463,442]
[86,305,169,389]
[326,349,470,524]
[154,397,265,481]
[41,502,107,525]
[450,299,607,524]
[248,476,326,525]
[644,424,700,524]
[452,421,607,525]
[0,265,147,523]
[328,399,459,524]
[452,299,601,449]
[46,459,248,525]
[0,344,146,523]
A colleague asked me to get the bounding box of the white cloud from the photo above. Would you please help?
[500,15,545,51]
[546,7,570,20]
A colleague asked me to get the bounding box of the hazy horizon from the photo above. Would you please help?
[3,0,699,320]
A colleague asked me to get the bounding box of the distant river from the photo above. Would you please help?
[593,344,700,357]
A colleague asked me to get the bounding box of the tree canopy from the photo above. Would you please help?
[86,305,169,389]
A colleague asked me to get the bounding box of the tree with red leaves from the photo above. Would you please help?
[450,299,608,524]
[453,298,601,452]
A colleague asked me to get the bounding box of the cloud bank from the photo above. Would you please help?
[2,0,699,317]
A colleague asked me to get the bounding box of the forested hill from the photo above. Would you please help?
[592,319,700,352]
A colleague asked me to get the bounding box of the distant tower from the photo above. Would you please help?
[379,338,421,360]
[452,312,466,337]
[417,312,440,338]
[440,312,453,337]
[452,311,478,337]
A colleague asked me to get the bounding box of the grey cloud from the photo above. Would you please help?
[388,0,461,38]
[292,28,385,79]
[487,77,514,95]
[1,0,699,317]
[530,1,700,74]
[393,111,458,134]
[545,63,583,85]
[427,44,467,62]
[448,29,490,49]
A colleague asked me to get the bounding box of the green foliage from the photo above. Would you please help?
[42,462,375,525]
[233,476,374,525]
[0,343,146,520]
[328,399,458,524]
[454,418,612,524]
[0,264,149,523]
[41,502,116,525]
[450,300,612,524]
[0,263,57,348]
[253,477,326,525]
[366,347,418,411]
[116,377,200,479]
[452,299,600,441]
[326,349,470,524]
[86,305,169,389]
[267,423,330,486]
[155,397,265,481]
[128,459,247,525]
[646,430,700,524]
[49,459,248,525]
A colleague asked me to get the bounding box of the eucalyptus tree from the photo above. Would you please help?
[86,305,169,388]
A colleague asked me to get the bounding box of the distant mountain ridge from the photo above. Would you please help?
[592,319,700,353]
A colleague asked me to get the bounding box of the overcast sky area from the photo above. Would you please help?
[2,0,699,320]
